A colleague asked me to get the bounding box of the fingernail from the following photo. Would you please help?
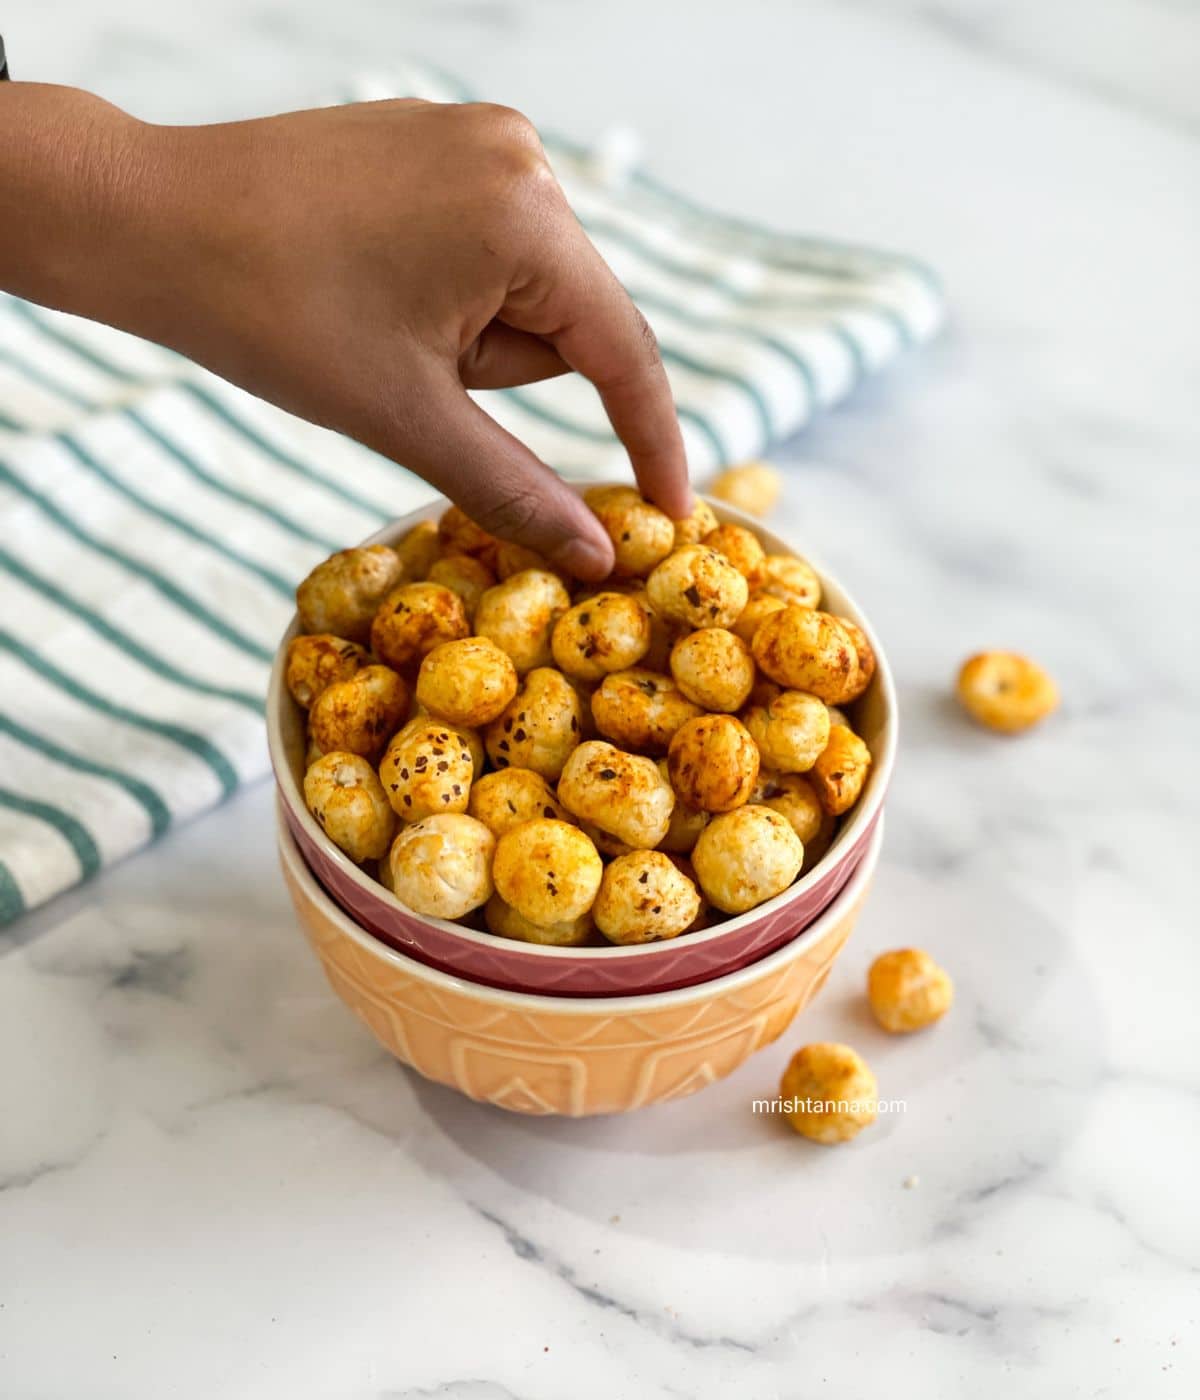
[553,536,613,582]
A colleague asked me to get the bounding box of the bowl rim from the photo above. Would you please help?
[267,484,897,961]
[279,801,883,1013]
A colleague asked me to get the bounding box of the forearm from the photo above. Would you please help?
[0,82,187,336]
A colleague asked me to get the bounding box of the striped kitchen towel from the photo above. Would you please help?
[0,60,943,926]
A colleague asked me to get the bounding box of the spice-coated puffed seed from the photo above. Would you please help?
[394,519,441,581]
[494,541,558,580]
[379,718,476,822]
[657,785,710,854]
[731,593,786,646]
[285,633,369,709]
[835,616,877,702]
[415,637,518,728]
[779,1043,878,1144]
[474,569,572,675]
[370,582,471,671]
[593,850,702,945]
[467,767,570,838]
[809,724,872,816]
[426,554,496,619]
[743,690,831,773]
[671,497,720,548]
[645,545,749,630]
[296,545,405,643]
[867,949,954,1032]
[637,590,689,673]
[484,892,593,946]
[577,819,633,859]
[308,664,409,761]
[584,484,676,578]
[437,504,500,568]
[492,818,604,925]
[751,607,857,702]
[757,555,821,609]
[484,666,583,779]
[956,652,1058,733]
[702,523,767,584]
[550,592,653,683]
[667,714,760,813]
[669,627,756,713]
[590,668,703,753]
[752,771,830,848]
[557,740,676,849]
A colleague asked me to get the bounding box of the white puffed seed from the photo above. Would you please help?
[691,804,803,913]
[303,752,395,863]
[388,813,495,919]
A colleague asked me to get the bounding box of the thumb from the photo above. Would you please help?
[373,371,615,581]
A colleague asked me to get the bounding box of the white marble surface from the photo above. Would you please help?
[2,2,1198,1396]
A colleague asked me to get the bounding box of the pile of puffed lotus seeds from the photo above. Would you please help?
[287,479,878,947]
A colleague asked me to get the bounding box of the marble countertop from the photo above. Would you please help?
[2,2,1197,1396]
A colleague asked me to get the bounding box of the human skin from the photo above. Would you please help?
[0,82,691,578]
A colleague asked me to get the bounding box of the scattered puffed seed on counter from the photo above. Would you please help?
[956,651,1059,733]
[779,1042,878,1144]
[867,949,954,1032]
[710,462,781,517]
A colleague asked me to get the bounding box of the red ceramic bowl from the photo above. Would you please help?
[268,486,896,996]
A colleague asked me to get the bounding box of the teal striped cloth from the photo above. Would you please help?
[0,62,943,926]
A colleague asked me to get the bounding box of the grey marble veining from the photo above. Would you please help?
[1,2,1197,1396]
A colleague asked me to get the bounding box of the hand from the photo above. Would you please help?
[0,88,691,578]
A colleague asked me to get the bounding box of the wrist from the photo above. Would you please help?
[0,83,186,335]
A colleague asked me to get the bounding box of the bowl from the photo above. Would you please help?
[268,486,896,996]
[278,803,884,1116]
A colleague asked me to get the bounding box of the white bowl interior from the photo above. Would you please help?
[267,485,897,961]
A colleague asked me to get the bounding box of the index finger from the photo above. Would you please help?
[503,221,693,519]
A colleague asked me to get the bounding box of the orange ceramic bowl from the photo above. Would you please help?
[278,801,883,1117]
[269,485,896,997]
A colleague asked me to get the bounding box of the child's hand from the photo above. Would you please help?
[0,88,691,578]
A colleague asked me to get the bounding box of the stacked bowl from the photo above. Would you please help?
[269,487,895,1116]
